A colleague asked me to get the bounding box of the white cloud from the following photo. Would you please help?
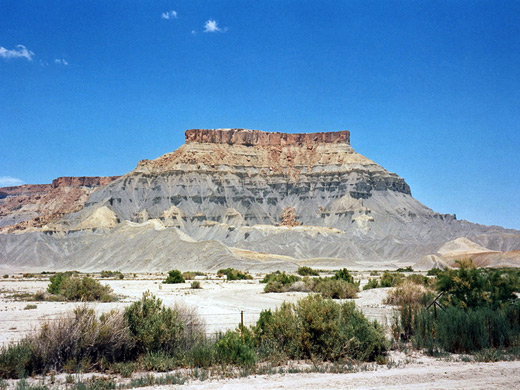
[0,176,24,187]
[161,10,178,20]
[0,45,34,61]
[54,58,68,66]
[204,19,224,33]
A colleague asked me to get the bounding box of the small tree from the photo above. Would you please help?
[164,270,185,284]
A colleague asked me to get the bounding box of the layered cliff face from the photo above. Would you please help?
[0,176,119,232]
[1,129,519,272]
[85,129,420,230]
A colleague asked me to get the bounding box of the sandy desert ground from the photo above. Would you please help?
[1,272,519,389]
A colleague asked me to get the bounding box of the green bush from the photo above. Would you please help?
[297,266,319,276]
[396,266,414,272]
[379,271,404,287]
[264,272,301,293]
[254,295,387,362]
[405,273,431,286]
[191,281,201,289]
[435,264,520,310]
[411,303,520,354]
[60,277,114,302]
[217,268,252,281]
[215,329,256,367]
[313,278,358,299]
[363,278,380,290]
[124,292,185,355]
[140,351,176,372]
[0,341,33,379]
[100,271,124,279]
[163,270,185,284]
[260,271,281,283]
[427,267,443,276]
[332,268,356,284]
[47,273,67,294]
[187,340,216,368]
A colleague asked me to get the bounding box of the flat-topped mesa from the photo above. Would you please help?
[185,128,350,147]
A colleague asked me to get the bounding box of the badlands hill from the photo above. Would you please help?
[1,129,519,272]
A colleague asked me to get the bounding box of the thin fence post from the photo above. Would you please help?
[241,310,244,340]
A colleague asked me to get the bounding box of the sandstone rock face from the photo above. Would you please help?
[1,128,519,272]
[0,176,119,232]
[185,128,350,146]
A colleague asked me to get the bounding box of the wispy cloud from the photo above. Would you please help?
[161,10,178,20]
[204,19,226,33]
[0,176,24,187]
[0,45,34,61]
[54,58,68,66]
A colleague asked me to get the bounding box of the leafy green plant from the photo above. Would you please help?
[124,292,185,355]
[264,272,301,293]
[332,268,356,284]
[435,261,520,310]
[60,277,114,302]
[217,268,253,281]
[163,270,185,284]
[313,278,358,299]
[363,278,380,290]
[260,271,281,283]
[254,295,387,362]
[100,271,124,279]
[297,266,319,276]
[215,329,256,367]
[191,281,201,289]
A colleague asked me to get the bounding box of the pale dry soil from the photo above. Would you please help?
[0,273,394,345]
[1,273,519,389]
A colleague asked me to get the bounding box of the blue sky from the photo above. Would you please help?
[1,1,519,230]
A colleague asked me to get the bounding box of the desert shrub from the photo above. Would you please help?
[24,304,37,310]
[435,263,520,310]
[164,270,185,284]
[379,271,404,287]
[385,280,433,306]
[411,302,520,354]
[363,278,380,290]
[297,266,318,276]
[187,339,216,368]
[47,273,67,294]
[254,295,387,362]
[215,329,256,367]
[405,273,430,286]
[110,362,136,378]
[427,267,443,276]
[313,278,358,299]
[124,292,185,355]
[332,268,356,284]
[396,266,414,272]
[60,277,114,302]
[29,307,131,373]
[2,274,8,279]
[182,272,196,280]
[263,272,300,293]
[217,268,252,281]
[0,341,33,379]
[140,351,176,372]
[260,271,281,283]
[100,271,124,279]
[191,281,201,289]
